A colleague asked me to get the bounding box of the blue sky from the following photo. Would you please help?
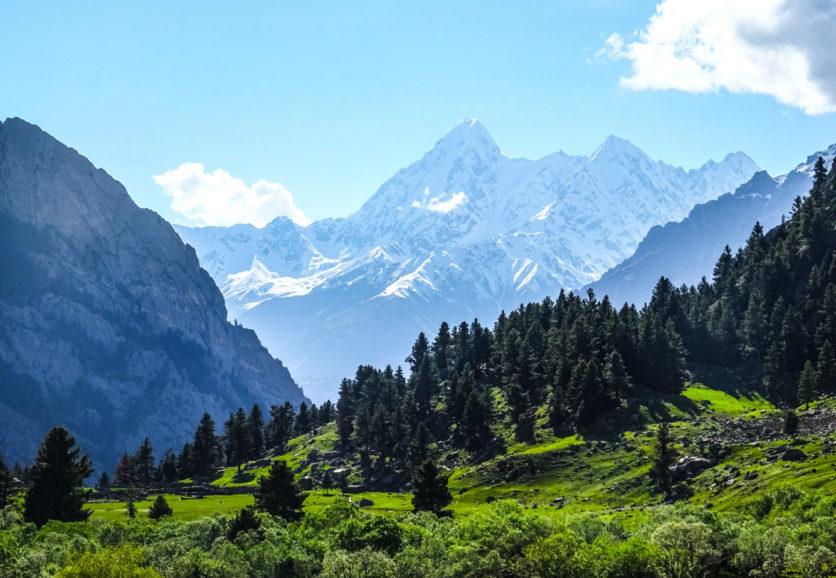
[2,0,835,225]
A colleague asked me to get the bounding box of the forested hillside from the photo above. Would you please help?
[335,156,836,474]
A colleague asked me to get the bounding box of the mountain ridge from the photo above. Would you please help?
[177,120,759,401]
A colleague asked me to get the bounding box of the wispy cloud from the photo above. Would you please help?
[153,163,311,228]
[599,0,836,115]
[411,189,468,214]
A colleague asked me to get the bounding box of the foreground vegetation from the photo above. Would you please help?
[3,486,836,577]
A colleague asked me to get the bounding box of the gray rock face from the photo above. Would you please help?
[0,118,307,472]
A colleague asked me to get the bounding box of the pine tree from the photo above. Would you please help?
[268,402,296,451]
[797,360,816,406]
[193,413,218,476]
[0,452,11,508]
[295,402,310,437]
[126,490,136,519]
[783,410,800,436]
[228,506,262,541]
[248,403,265,459]
[177,443,193,479]
[254,460,305,521]
[147,495,173,520]
[97,471,110,492]
[411,460,452,515]
[816,341,835,395]
[321,470,333,496]
[113,453,135,487]
[160,449,178,483]
[649,422,676,499]
[23,427,94,527]
[225,408,250,472]
[133,438,155,486]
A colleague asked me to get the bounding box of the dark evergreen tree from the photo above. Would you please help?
[96,471,110,492]
[407,332,430,374]
[337,378,355,450]
[254,460,305,521]
[133,437,155,486]
[177,443,193,479]
[248,403,265,459]
[411,459,452,515]
[783,410,800,436]
[228,506,262,541]
[0,452,11,508]
[147,495,173,520]
[649,422,676,499]
[295,402,310,437]
[798,360,816,406]
[267,401,296,451]
[225,408,250,472]
[193,413,218,476]
[160,449,178,483]
[23,427,94,527]
[113,453,134,487]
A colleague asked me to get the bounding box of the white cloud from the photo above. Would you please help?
[411,190,468,214]
[601,0,836,114]
[153,163,311,228]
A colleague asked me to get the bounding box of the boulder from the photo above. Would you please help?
[358,498,374,507]
[671,456,712,480]
[781,448,806,462]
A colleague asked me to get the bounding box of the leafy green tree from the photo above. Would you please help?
[23,427,93,527]
[147,495,173,520]
[411,459,452,515]
[649,422,676,499]
[254,460,305,521]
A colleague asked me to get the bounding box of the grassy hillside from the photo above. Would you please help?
[89,383,836,522]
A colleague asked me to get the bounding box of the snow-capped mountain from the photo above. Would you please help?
[588,144,836,307]
[177,119,759,401]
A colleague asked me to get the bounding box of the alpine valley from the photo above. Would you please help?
[177,119,759,401]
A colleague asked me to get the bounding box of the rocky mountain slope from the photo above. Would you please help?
[0,118,307,471]
[177,120,758,401]
[588,144,836,306]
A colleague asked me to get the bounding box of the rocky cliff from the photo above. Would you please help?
[0,118,307,471]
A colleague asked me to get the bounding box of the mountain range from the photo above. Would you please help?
[0,118,307,471]
[589,144,836,306]
[177,119,759,401]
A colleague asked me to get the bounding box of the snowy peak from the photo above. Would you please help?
[589,135,646,163]
[424,118,501,165]
[178,120,761,401]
